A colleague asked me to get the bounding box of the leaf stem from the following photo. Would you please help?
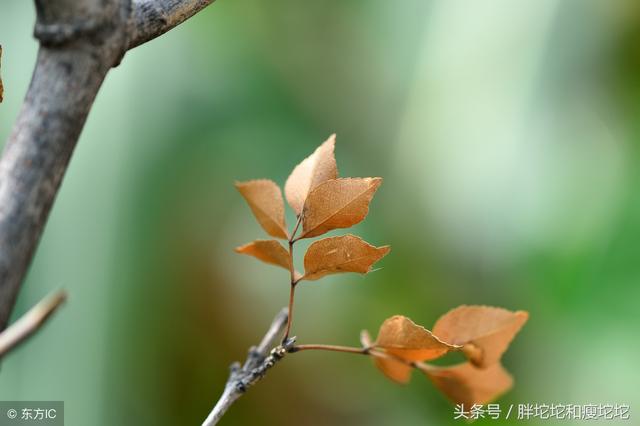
[291,344,368,355]
[283,279,296,342]
[283,214,304,343]
[290,214,303,242]
[291,343,430,371]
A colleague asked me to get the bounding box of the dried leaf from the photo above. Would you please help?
[301,234,390,281]
[424,362,513,406]
[432,306,528,368]
[372,353,413,384]
[235,240,290,270]
[236,180,288,239]
[285,134,338,215]
[0,45,3,103]
[361,329,412,384]
[369,315,459,383]
[375,316,459,360]
[301,177,382,238]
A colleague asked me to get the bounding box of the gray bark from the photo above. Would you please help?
[0,0,215,329]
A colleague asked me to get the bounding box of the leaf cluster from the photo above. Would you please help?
[235,134,389,283]
[364,307,528,406]
[233,135,528,408]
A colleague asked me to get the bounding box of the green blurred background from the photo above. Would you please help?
[1,0,639,424]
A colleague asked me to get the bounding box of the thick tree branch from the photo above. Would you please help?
[0,290,67,358]
[0,44,119,329]
[202,308,291,426]
[0,0,218,330]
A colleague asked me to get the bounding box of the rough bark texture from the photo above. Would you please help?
[129,0,215,49]
[0,0,216,329]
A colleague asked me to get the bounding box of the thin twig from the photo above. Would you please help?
[202,308,290,426]
[282,226,299,341]
[290,214,303,241]
[0,290,67,358]
[291,344,368,355]
[291,342,428,370]
[256,309,288,355]
[283,280,296,342]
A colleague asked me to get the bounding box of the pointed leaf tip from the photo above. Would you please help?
[432,306,528,367]
[375,315,459,359]
[285,134,338,215]
[235,240,291,270]
[236,179,288,239]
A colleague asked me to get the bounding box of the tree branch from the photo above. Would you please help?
[0,290,67,358]
[0,0,219,330]
[129,0,216,49]
[202,308,292,426]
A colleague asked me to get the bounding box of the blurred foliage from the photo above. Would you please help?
[1,0,639,425]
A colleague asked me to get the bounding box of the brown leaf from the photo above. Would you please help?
[424,362,513,407]
[370,315,459,383]
[361,329,412,384]
[375,316,459,360]
[300,177,382,238]
[432,306,528,368]
[285,134,338,216]
[236,180,288,239]
[372,353,413,384]
[235,240,291,270]
[301,234,390,281]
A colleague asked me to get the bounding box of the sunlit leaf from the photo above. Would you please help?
[375,315,459,360]
[432,306,528,367]
[301,234,389,281]
[300,177,382,238]
[368,316,459,383]
[236,180,288,239]
[235,240,291,270]
[285,134,338,216]
[423,362,513,406]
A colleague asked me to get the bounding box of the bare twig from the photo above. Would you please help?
[291,344,369,355]
[202,308,291,426]
[283,279,296,342]
[0,290,67,358]
[0,0,219,330]
[282,214,303,342]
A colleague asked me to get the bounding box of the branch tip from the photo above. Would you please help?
[0,289,68,358]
